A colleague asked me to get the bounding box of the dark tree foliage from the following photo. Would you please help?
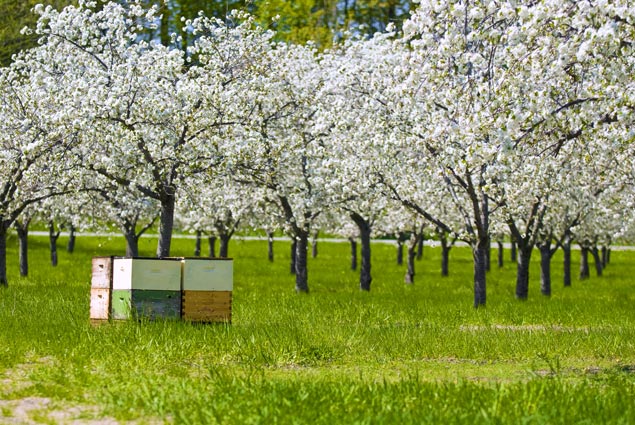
[1,0,417,65]
[0,0,76,66]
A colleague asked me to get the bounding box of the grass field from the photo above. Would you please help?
[1,233,634,424]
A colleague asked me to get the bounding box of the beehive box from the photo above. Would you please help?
[112,257,182,320]
[90,257,113,321]
[181,258,233,323]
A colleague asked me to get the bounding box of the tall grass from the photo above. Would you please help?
[1,234,634,423]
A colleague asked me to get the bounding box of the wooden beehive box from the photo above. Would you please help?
[90,257,113,321]
[112,257,182,320]
[181,258,233,323]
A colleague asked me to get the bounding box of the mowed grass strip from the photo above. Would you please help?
[0,234,634,423]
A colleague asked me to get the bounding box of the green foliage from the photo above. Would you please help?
[0,0,75,66]
[0,0,417,65]
[1,235,634,422]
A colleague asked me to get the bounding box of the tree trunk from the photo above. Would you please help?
[440,232,452,277]
[511,238,517,263]
[404,238,416,284]
[351,213,372,291]
[591,246,603,277]
[539,242,551,297]
[194,230,202,257]
[441,244,451,277]
[0,226,7,287]
[349,237,357,271]
[219,234,230,258]
[601,246,608,268]
[295,232,309,293]
[563,239,572,287]
[124,231,139,257]
[485,239,491,272]
[66,224,76,253]
[396,239,404,265]
[311,231,319,258]
[472,238,488,308]
[208,236,216,258]
[497,241,504,268]
[267,231,274,262]
[290,240,297,275]
[515,245,533,300]
[48,221,60,267]
[15,222,28,277]
[416,234,424,260]
[579,246,590,280]
[156,192,175,258]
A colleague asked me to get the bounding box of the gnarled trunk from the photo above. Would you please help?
[219,234,230,258]
[267,231,274,262]
[601,246,608,268]
[124,233,139,257]
[472,238,488,308]
[294,232,309,293]
[351,213,371,291]
[515,245,533,300]
[591,246,603,277]
[396,238,404,265]
[156,192,175,258]
[539,242,551,297]
[510,238,517,263]
[124,231,139,257]
[66,224,76,253]
[48,221,60,267]
[349,237,357,271]
[440,237,452,276]
[194,230,202,257]
[208,236,216,258]
[416,235,424,260]
[563,239,572,287]
[15,222,28,277]
[579,246,590,280]
[405,238,416,284]
[497,241,504,268]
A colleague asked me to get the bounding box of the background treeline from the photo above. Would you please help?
[0,0,416,66]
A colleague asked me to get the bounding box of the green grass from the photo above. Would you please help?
[1,234,634,423]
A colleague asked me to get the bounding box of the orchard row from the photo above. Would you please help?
[1,1,635,307]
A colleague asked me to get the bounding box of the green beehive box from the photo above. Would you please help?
[111,289,132,320]
[112,258,182,320]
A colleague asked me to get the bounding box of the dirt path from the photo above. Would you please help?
[1,357,165,424]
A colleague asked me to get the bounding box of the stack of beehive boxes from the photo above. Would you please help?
[89,256,232,323]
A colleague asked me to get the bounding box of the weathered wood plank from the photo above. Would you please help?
[91,257,113,289]
[89,288,110,320]
[182,290,232,323]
